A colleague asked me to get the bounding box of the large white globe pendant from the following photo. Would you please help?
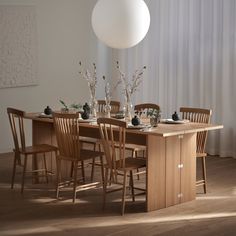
[91,0,150,49]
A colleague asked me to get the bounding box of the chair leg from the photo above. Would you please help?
[73,161,78,203]
[135,151,140,180]
[91,158,96,181]
[100,155,104,184]
[11,152,18,189]
[21,155,28,194]
[70,162,74,178]
[142,150,145,158]
[56,158,61,199]
[130,170,135,202]
[202,157,207,193]
[90,143,97,181]
[100,156,104,184]
[103,167,109,210]
[43,153,49,183]
[121,170,128,215]
[81,160,85,183]
[131,149,140,180]
[131,150,135,158]
[113,169,118,183]
[109,169,115,185]
[98,144,104,184]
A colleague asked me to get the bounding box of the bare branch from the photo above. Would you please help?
[78,61,98,98]
[116,61,146,101]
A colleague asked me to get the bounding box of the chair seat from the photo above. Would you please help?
[79,136,101,144]
[124,143,146,151]
[114,143,146,152]
[58,148,103,161]
[80,149,103,159]
[17,144,57,155]
[197,152,207,158]
[79,136,101,147]
[115,157,146,171]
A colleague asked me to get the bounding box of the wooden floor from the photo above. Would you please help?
[0,152,236,236]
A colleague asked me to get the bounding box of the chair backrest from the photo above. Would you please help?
[53,112,81,160]
[134,103,160,117]
[97,118,127,169]
[7,108,26,155]
[97,100,120,113]
[180,107,212,153]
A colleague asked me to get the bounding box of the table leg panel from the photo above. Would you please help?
[32,121,55,172]
[165,136,181,207]
[147,135,166,211]
[180,133,196,203]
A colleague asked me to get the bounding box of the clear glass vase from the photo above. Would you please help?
[150,115,161,127]
[123,95,133,121]
[104,97,111,118]
[89,96,97,118]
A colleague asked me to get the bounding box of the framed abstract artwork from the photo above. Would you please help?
[0,5,38,88]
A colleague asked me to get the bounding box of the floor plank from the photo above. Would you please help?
[0,153,236,236]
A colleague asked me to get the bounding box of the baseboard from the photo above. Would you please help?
[206,148,236,159]
[0,148,12,154]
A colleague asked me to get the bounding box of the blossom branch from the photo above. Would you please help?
[116,61,146,98]
[102,76,111,104]
[79,61,97,98]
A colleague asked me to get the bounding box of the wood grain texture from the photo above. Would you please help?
[24,113,223,138]
[146,135,166,211]
[180,107,212,193]
[180,133,196,203]
[32,120,56,175]
[97,117,146,215]
[7,108,57,191]
[1,153,236,235]
[165,136,181,207]
[25,113,223,212]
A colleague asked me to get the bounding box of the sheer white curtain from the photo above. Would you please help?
[110,0,236,158]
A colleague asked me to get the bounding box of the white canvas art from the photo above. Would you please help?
[0,5,37,88]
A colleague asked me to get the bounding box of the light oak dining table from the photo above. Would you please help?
[25,113,223,212]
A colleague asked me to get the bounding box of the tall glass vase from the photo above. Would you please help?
[89,95,97,118]
[123,92,133,121]
[104,97,111,118]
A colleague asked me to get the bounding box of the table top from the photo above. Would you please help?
[24,113,223,138]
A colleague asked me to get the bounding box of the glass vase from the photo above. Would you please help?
[89,96,97,118]
[123,96,133,121]
[150,115,161,127]
[104,97,111,118]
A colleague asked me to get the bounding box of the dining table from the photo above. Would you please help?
[24,112,223,212]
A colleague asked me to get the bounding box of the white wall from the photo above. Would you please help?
[0,0,110,153]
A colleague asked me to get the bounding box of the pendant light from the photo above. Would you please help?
[91,0,150,49]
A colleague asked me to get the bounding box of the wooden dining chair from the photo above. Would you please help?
[180,107,212,193]
[122,103,160,179]
[80,100,121,181]
[7,107,58,193]
[134,103,160,118]
[97,100,120,113]
[53,112,104,203]
[126,103,161,158]
[97,117,146,215]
